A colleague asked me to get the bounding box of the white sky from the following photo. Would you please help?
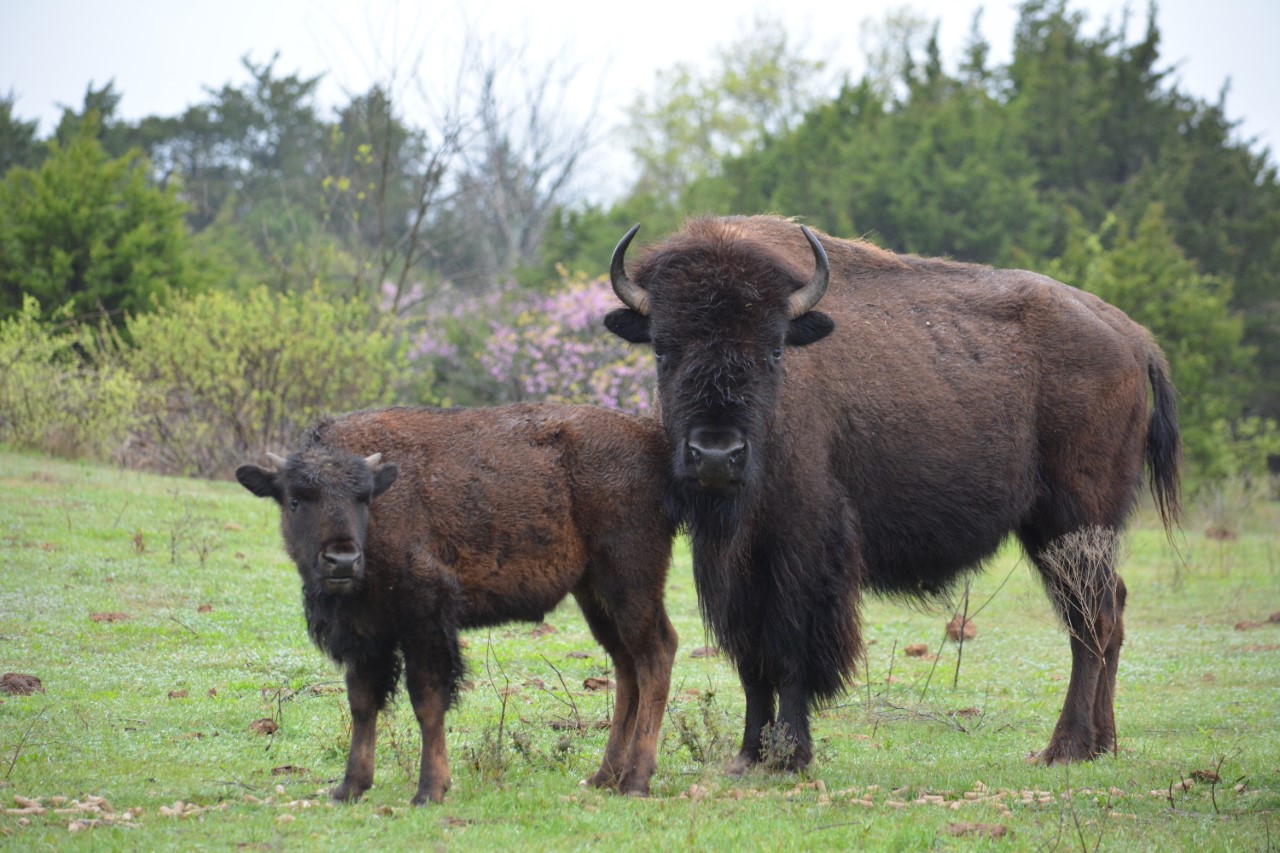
[3,0,1277,203]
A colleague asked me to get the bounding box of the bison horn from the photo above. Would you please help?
[788,225,830,318]
[363,453,383,469]
[610,224,650,316]
[265,452,288,470]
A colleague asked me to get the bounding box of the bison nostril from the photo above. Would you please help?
[323,549,360,576]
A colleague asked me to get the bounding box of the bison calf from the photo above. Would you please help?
[236,404,677,805]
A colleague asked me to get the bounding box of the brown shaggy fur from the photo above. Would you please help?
[237,404,677,805]
[605,214,1180,773]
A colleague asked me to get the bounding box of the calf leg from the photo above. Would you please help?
[403,644,457,805]
[614,609,676,795]
[575,595,636,789]
[332,651,399,803]
[576,590,676,795]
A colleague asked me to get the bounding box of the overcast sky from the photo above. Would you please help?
[4,0,1276,202]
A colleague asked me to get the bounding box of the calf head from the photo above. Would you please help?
[604,221,833,515]
[236,449,398,594]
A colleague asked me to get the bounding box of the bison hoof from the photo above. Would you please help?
[330,781,369,803]
[583,769,617,790]
[617,772,652,798]
[726,753,756,777]
[1031,739,1096,766]
[410,787,447,806]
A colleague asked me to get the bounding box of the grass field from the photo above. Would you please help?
[1,449,1278,850]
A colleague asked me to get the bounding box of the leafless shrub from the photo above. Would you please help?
[1037,527,1123,655]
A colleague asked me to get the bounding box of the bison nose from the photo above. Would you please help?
[686,427,747,487]
[321,546,361,583]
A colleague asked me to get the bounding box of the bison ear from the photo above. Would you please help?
[372,462,399,497]
[236,464,281,501]
[786,311,835,346]
[604,308,651,344]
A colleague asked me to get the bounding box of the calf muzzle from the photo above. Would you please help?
[320,545,363,590]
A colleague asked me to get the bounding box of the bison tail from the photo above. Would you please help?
[1145,353,1181,532]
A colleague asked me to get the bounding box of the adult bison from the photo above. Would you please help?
[236,404,677,804]
[604,215,1179,773]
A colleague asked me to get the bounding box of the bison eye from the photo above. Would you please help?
[288,498,299,512]
[770,347,783,363]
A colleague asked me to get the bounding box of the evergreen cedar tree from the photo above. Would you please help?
[237,404,676,805]
[605,214,1180,773]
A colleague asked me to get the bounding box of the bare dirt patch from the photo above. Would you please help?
[89,612,131,623]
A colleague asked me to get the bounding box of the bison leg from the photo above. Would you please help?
[1027,528,1127,764]
[575,595,637,790]
[332,653,398,803]
[727,668,776,776]
[615,609,677,795]
[773,683,814,772]
[576,591,677,795]
[403,647,455,806]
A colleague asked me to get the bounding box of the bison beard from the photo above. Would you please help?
[605,214,1181,774]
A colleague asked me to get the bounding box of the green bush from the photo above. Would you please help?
[0,296,141,459]
[122,287,415,477]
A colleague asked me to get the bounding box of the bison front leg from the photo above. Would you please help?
[772,683,814,772]
[332,656,397,803]
[403,649,455,805]
[727,668,776,776]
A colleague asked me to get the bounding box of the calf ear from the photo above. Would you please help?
[372,462,399,497]
[604,308,651,344]
[786,311,835,346]
[236,465,281,501]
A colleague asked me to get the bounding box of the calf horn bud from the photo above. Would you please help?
[610,224,650,316]
[265,452,287,470]
[788,226,830,318]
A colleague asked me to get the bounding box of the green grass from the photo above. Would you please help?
[1,449,1277,850]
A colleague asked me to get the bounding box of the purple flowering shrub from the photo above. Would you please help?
[478,274,655,414]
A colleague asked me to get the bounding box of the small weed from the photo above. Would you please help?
[666,688,734,766]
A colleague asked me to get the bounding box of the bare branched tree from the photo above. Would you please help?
[434,31,602,290]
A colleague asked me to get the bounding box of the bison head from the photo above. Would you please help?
[236,449,398,594]
[604,220,833,519]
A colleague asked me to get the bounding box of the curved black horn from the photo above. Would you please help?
[610,224,650,316]
[788,225,830,318]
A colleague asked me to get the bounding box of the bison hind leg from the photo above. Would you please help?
[1024,526,1127,764]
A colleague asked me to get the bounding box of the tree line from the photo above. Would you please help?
[1,0,1276,482]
